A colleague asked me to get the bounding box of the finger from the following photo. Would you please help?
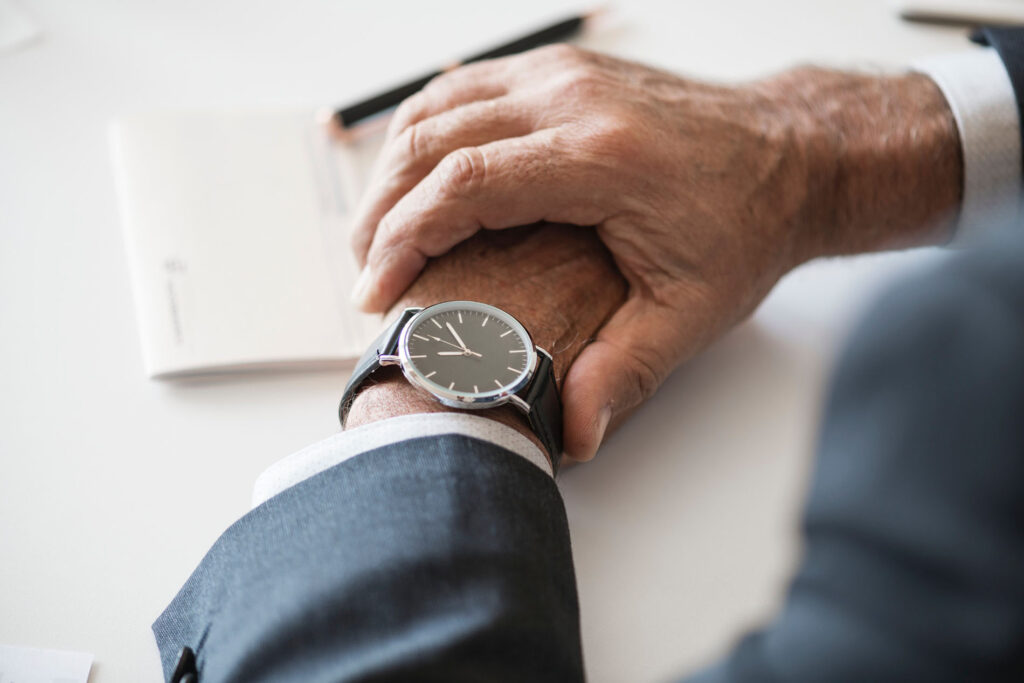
[353,44,597,265]
[382,43,586,143]
[353,130,609,312]
[350,95,538,266]
[384,59,512,143]
[560,296,695,461]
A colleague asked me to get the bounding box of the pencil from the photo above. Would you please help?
[331,10,603,129]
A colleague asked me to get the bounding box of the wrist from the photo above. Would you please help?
[386,225,626,381]
[766,68,963,264]
[346,368,549,463]
[343,225,626,466]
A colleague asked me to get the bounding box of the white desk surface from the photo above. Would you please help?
[0,1,969,680]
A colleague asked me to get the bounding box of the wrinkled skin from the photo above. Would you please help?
[348,45,960,460]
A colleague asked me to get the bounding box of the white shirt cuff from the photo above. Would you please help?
[914,49,1022,244]
[252,412,551,508]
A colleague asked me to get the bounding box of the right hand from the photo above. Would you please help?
[350,46,961,461]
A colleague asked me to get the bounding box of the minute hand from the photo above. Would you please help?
[446,322,468,350]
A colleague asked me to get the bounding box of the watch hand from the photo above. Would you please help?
[428,335,482,357]
[446,322,468,350]
[436,350,484,358]
[429,335,463,350]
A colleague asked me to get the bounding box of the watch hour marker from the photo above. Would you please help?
[413,333,429,341]
[500,329,513,337]
[507,366,519,372]
[424,371,436,379]
[458,312,463,324]
[473,385,479,393]
[494,379,503,388]
[509,348,526,353]
[448,381,455,390]
[481,315,488,327]
[409,355,426,359]
[432,318,442,329]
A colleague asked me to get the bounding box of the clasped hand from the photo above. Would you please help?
[348,45,959,461]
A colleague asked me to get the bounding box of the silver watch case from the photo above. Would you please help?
[384,301,539,412]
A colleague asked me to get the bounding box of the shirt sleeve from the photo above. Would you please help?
[914,48,1022,244]
[252,412,551,507]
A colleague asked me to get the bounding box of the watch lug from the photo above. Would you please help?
[508,394,531,413]
[514,346,547,404]
[532,348,548,375]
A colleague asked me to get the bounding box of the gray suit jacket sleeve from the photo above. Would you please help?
[153,437,583,682]
[690,234,1024,682]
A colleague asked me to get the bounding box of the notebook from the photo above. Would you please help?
[110,110,387,378]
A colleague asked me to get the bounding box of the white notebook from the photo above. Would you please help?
[110,110,387,378]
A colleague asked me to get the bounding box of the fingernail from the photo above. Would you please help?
[595,405,613,446]
[351,269,372,308]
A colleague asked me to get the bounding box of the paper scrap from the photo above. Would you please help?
[0,644,93,683]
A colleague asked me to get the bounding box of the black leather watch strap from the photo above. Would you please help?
[338,307,420,427]
[517,349,564,474]
[338,306,564,475]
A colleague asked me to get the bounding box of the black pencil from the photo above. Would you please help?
[332,10,602,129]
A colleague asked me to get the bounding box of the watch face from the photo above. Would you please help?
[399,301,536,407]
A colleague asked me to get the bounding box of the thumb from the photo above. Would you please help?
[560,298,684,461]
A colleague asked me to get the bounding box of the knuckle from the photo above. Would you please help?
[436,147,487,196]
[581,114,637,158]
[536,42,582,63]
[624,350,663,402]
[395,121,428,167]
[421,72,453,98]
[593,114,633,142]
[551,64,605,99]
[390,91,428,134]
[427,60,490,95]
[374,212,402,247]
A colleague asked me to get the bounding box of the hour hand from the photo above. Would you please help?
[436,349,483,358]
[430,334,482,357]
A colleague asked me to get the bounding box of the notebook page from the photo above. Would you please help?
[111,109,385,377]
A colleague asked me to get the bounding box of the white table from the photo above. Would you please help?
[0,2,968,680]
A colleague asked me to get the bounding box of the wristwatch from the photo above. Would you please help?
[339,300,564,473]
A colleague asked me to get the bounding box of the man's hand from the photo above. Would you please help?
[349,45,962,460]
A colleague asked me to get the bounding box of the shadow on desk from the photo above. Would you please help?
[559,319,826,682]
